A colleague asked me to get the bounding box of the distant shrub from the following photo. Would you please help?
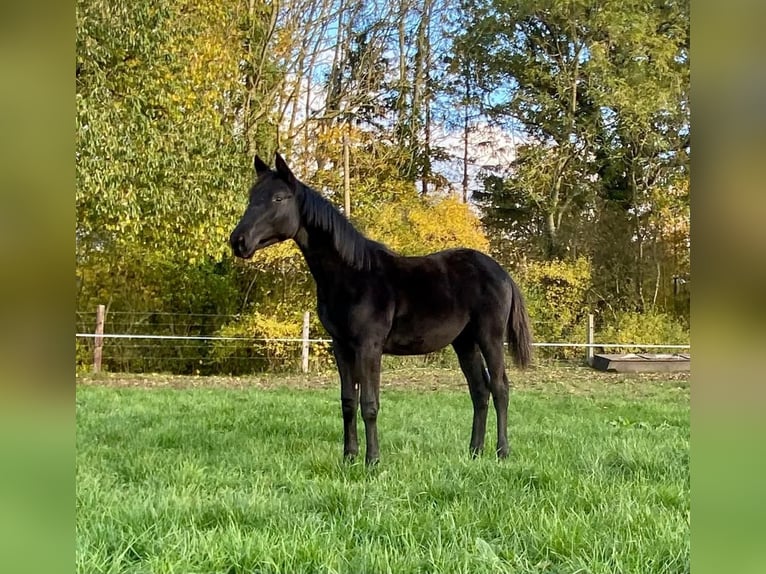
[76,339,92,373]
[519,258,591,359]
[598,311,689,354]
[212,312,334,374]
[212,313,301,373]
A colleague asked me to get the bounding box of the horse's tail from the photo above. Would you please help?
[507,279,533,369]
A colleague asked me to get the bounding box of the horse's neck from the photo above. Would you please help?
[293,225,353,288]
[293,185,373,285]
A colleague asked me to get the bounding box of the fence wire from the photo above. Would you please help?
[75,311,690,375]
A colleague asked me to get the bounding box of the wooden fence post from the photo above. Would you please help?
[586,313,595,366]
[93,304,105,373]
[301,311,310,374]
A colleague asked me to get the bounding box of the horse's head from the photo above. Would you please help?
[230,153,302,259]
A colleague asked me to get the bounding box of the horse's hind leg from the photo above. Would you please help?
[478,334,511,459]
[453,337,490,457]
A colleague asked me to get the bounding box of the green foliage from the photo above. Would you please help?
[75,0,690,375]
[75,1,280,262]
[76,0,287,374]
[599,311,689,354]
[459,0,689,319]
[212,313,305,373]
[520,258,591,358]
[210,306,335,374]
[76,0,263,263]
[75,340,91,374]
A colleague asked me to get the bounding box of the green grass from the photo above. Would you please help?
[77,370,689,573]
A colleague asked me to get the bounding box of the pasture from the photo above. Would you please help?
[76,367,689,573]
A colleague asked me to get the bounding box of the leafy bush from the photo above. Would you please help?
[519,258,591,359]
[211,313,302,373]
[598,311,689,354]
[76,339,92,374]
[211,312,334,374]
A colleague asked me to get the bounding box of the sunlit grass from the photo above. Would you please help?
[77,373,689,573]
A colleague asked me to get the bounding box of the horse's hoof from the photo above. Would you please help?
[343,449,358,463]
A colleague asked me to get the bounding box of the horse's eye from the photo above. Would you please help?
[274,196,283,202]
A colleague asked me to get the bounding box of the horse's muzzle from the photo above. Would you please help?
[230,232,252,259]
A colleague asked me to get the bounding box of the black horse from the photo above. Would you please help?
[230,153,532,464]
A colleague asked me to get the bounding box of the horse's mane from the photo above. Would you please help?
[299,184,388,270]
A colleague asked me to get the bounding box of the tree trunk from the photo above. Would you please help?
[416,0,433,194]
[544,211,562,260]
[462,66,470,203]
[396,0,409,148]
[462,105,469,202]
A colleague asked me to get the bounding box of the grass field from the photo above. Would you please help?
[76,367,689,573]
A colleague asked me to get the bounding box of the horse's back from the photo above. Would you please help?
[386,247,511,300]
[421,248,512,300]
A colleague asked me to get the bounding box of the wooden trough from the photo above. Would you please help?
[591,352,690,373]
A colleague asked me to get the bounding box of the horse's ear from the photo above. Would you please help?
[274,152,297,189]
[253,155,270,177]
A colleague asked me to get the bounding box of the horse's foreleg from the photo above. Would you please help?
[333,343,359,461]
[356,348,382,465]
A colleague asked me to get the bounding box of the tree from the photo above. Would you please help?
[454,0,604,259]
[587,0,690,312]
[76,0,281,340]
[454,0,689,319]
[76,0,281,264]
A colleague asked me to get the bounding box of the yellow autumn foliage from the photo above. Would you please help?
[249,241,304,268]
[212,312,300,370]
[407,196,490,254]
[162,0,242,123]
[359,192,489,256]
[519,257,592,357]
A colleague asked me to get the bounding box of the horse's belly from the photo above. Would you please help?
[383,321,463,355]
[383,341,448,355]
